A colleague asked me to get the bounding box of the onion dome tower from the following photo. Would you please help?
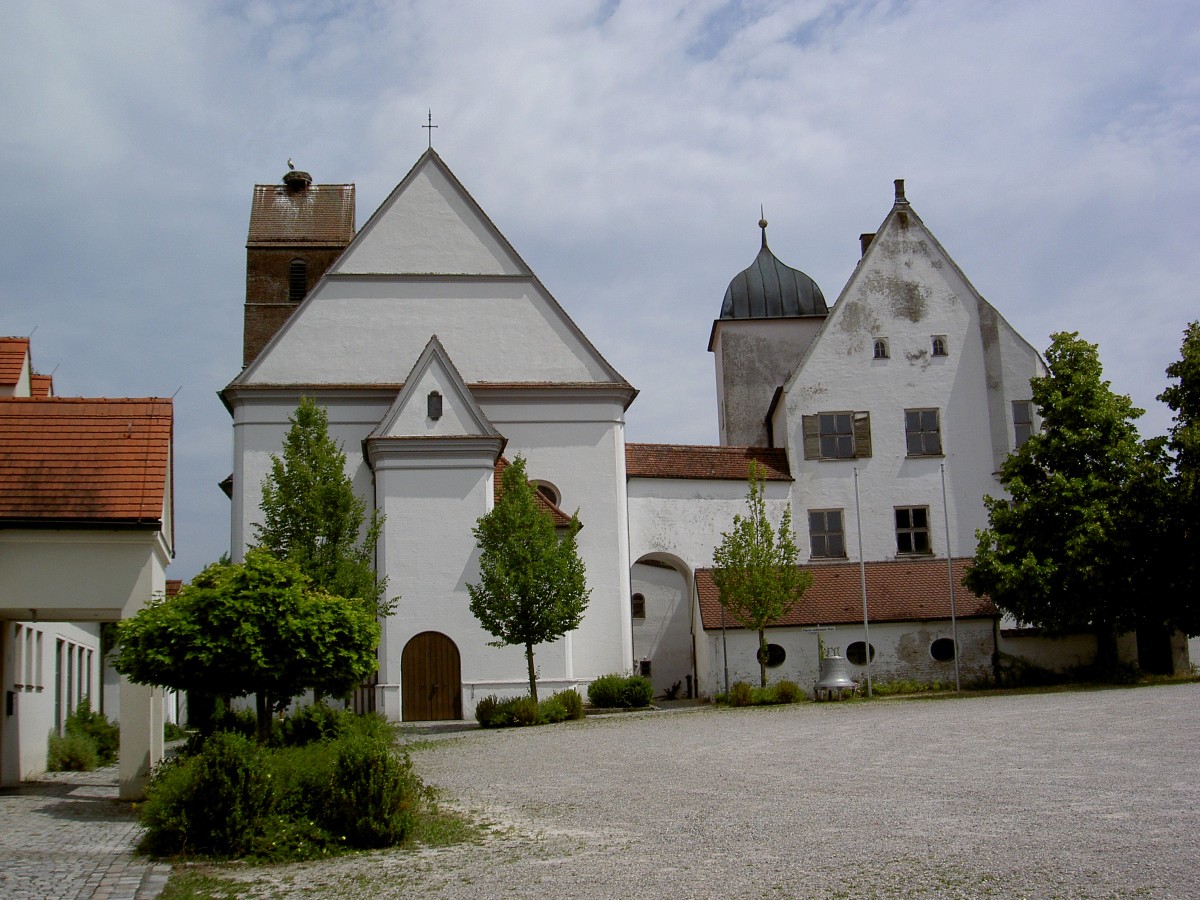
[708,217,829,447]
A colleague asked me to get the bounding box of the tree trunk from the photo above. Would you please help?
[255,693,271,743]
[758,629,768,687]
[1094,623,1119,673]
[526,643,538,703]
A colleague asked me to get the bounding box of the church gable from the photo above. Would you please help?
[229,152,631,393]
[785,181,986,394]
[331,150,527,277]
[369,336,501,441]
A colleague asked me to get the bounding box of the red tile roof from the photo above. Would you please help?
[30,374,53,397]
[494,457,574,527]
[0,337,30,387]
[0,398,172,526]
[696,558,995,630]
[247,183,356,245]
[626,443,791,481]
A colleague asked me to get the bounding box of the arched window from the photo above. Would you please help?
[631,592,646,619]
[534,481,560,507]
[931,335,948,357]
[873,338,889,360]
[288,258,308,303]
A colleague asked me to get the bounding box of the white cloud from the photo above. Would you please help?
[1,0,1197,579]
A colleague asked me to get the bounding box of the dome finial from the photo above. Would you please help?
[759,205,768,248]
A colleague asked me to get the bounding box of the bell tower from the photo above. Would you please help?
[708,218,829,447]
[242,168,355,367]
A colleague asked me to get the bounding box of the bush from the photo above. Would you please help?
[727,681,753,707]
[551,689,584,720]
[509,695,539,726]
[474,694,502,727]
[48,729,99,772]
[774,680,803,704]
[140,712,425,861]
[588,673,654,709]
[141,731,274,857]
[324,733,420,849]
[68,698,120,765]
[621,675,654,708]
[537,696,568,723]
[281,702,354,746]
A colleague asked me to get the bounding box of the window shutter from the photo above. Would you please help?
[802,415,820,459]
[853,411,872,458]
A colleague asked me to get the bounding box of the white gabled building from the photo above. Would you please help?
[224,154,1182,721]
[0,337,174,796]
[223,151,636,721]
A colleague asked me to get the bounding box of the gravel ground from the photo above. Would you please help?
[210,682,1199,899]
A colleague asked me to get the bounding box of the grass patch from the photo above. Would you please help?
[157,867,245,900]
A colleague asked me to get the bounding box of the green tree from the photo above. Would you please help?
[966,331,1168,664]
[712,461,811,687]
[254,397,388,617]
[1158,321,1200,634]
[468,456,589,702]
[114,550,380,740]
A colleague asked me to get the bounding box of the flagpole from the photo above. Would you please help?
[854,467,873,697]
[941,463,961,692]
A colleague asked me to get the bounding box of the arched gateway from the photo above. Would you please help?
[401,632,462,721]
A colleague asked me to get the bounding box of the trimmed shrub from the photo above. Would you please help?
[587,673,625,708]
[621,675,653,708]
[728,681,753,707]
[588,673,654,709]
[48,729,99,772]
[324,733,420,849]
[774,680,802,704]
[551,689,584,720]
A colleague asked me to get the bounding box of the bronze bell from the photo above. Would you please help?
[814,649,858,701]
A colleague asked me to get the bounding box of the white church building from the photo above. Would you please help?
[223,150,1184,721]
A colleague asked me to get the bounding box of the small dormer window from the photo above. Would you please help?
[427,390,442,420]
[931,335,948,357]
[873,338,889,360]
[288,258,308,303]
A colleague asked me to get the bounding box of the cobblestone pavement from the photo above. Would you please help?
[0,766,170,900]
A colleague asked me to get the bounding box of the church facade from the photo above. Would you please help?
[224,150,1183,720]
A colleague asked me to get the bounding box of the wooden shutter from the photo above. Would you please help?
[802,415,820,459]
[853,411,872,458]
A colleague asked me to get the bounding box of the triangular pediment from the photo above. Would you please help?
[368,336,502,441]
[229,151,632,394]
[331,150,529,277]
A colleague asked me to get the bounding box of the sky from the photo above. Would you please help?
[2,0,1198,582]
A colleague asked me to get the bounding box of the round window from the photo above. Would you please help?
[846,641,876,666]
[930,638,956,662]
[756,643,786,668]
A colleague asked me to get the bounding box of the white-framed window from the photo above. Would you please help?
[873,338,889,360]
[931,335,948,357]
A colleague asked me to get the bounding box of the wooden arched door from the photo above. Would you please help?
[401,632,462,721]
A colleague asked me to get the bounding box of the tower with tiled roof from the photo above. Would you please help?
[708,217,828,447]
[242,169,355,367]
